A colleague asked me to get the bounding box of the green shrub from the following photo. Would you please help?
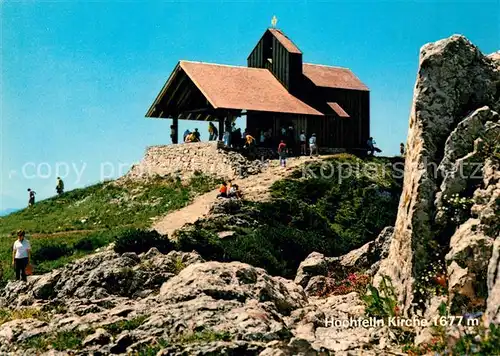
[103,315,149,336]
[176,228,224,260]
[114,229,175,254]
[362,275,399,318]
[32,241,71,262]
[452,323,500,355]
[22,330,91,351]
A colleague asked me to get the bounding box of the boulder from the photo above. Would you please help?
[337,226,393,275]
[159,261,307,315]
[304,276,334,297]
[295,227,393,289]
[294,252,329,288]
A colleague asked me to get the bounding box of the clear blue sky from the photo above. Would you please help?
[1,1,499,210]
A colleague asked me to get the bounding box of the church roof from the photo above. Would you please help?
[147,61,324,118]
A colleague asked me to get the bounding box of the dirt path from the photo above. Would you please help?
[152,156,317,237]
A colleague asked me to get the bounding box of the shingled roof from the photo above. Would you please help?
[303,63,369,91]
[177,61,323,116]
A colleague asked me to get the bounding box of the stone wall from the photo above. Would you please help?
[123,142,264,180]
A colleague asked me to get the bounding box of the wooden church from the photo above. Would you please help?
[146,27,370,149]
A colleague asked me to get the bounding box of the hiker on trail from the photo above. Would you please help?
[27,189,36,207]
[309,134,318,157]
[299,130,307,155]
[193,128,201,142]
[183,129,190,142]
[400,143,405,157]
[217,182,228,198]
[12,230,31,282]
[278,140,288,167]
[208,122,218,141]
[56,177,64,195]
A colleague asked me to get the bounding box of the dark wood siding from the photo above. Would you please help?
[248,30,303,94]
[298,86,370,149]
[248,31,272,69]
[247,30,369,151]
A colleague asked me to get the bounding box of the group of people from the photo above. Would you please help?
[183,128,201,143]
[217,180,242,199]
[26,177,64,208]
[174,122,404,159]
[275,132,318,167]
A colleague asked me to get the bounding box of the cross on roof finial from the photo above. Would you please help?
[271,15,278,28]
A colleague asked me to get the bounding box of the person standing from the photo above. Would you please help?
[208,123,218,141]
[309,134,318,157]
[27,189,36,207]
[287,125,295,155]
[208,122,219,141]
[223,130,231,147]
[400,143,405,157]
[56,177,64,195]
[193,128,201,142]
[299,130,307,155]
[12,230,31,282]
[278,140,287,167]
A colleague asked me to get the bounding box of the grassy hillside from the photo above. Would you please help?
[0,173,220,284]
[175,154,403,278]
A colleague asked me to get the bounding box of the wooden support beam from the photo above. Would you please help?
[218,116,224,141]
[172,115,179,144]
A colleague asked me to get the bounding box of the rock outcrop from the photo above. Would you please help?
[1,248,204,307]
[0,249,396,355]
[295,227,393,292]
[375,35,500,315]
